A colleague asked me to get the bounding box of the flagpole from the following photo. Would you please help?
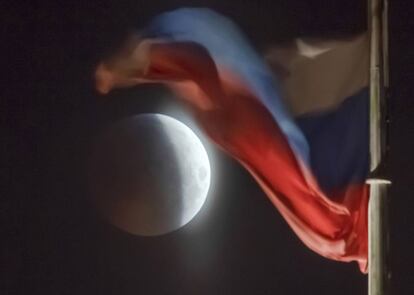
[367,0,391,295]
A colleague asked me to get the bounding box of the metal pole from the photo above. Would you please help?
[367,179,391,295]
[368,0,384,172]
[367,0,391,295]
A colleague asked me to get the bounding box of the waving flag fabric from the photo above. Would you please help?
[95,8,370,272]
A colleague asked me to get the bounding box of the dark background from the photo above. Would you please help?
[3,1,414,294]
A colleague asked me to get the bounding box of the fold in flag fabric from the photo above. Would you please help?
[95,8,370,272]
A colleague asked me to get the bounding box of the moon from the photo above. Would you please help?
[88,114,211,236]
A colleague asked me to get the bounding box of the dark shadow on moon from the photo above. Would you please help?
[88,114,185,236]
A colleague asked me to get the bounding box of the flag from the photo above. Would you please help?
[95,8,370,272]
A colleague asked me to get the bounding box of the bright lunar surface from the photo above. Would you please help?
[88,114,211,236]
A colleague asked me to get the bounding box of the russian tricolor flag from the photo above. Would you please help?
[95,8,370,272]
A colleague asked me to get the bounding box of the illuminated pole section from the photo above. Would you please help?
[367,0,391,295]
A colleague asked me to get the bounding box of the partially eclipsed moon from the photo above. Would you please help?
[88,114,211,236]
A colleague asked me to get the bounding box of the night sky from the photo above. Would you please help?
[3,1,414,294]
